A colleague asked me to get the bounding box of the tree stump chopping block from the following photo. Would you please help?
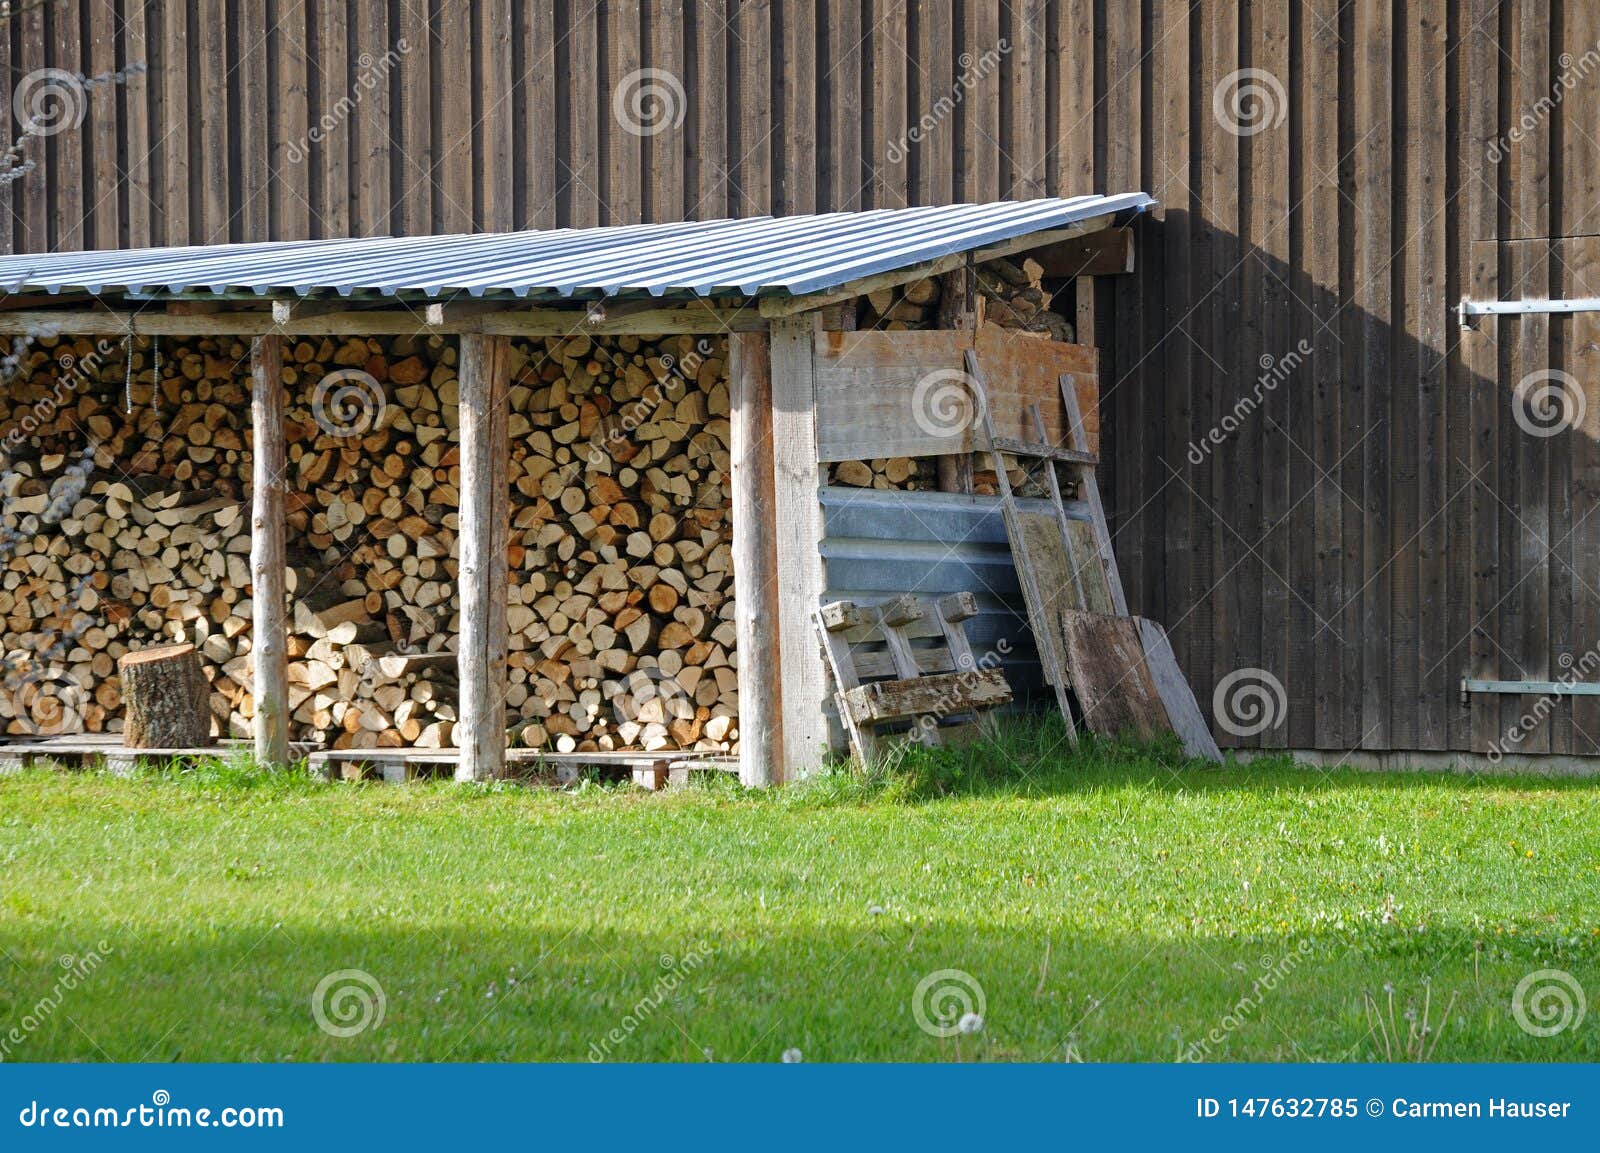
[117,643,214,749]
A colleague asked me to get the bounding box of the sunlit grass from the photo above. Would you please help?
[1,723,1596,1062]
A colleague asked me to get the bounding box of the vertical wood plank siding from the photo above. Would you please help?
[3,1,1594,754]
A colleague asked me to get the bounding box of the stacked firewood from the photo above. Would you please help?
[826,456,934,490]
[855,262,1075,341]
[0,329,739,756]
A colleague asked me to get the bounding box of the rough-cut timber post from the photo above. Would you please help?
[729,332,784,786]
[250,334,289,768]
[770,315,832,776]
[456,334,512,781]
[118,643,213,748]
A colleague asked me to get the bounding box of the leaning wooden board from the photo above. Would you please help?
[1057,609,1172,743]
[1136,618,1222,761]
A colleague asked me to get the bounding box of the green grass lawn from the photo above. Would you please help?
[1,726,1596,1063]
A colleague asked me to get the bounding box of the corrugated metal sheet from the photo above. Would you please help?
[0,195,1151,300]
[820,486,1076,705]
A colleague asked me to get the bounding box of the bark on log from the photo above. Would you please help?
[118,643,213,748]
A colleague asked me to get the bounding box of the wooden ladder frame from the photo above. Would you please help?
[967,350,1130,740]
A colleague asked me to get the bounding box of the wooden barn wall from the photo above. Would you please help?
[3,1,1595,755]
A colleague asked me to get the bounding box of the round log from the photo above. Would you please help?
[118,643,214,748]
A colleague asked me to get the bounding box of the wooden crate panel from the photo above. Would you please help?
[813,329,1098,461]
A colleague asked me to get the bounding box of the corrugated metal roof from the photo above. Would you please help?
[0,195,1152,301]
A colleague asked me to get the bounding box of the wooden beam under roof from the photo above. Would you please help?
[0,302,766,337]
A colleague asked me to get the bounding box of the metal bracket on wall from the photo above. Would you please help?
[1459,677,1600,702]
[1457,296,1600,329]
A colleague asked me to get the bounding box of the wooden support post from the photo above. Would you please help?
[770,315,832,777]
[456,334,512,782]
[249,334,289,768]
[729,332,784,787]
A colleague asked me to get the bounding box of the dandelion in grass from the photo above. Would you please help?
[781,1048,802,1063]
[957,1012,984,1035]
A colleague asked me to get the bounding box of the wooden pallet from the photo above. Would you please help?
[815,591,1013,762]
[308,747,739,789]
[0,734,317,776]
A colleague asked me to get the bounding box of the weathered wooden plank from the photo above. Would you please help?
[824,0,862,212]
[1306,0,1341,749]
[771,315,831,774]
[1009,0,1047,199]
[915,0,953,206]
[1059,610,1171,743]
[436,0,474,231]
[396,0,433,234]
[1511,2,1552,753]
[157,0,190,245]
[811,329,1098,461]
[478,0,513,231]
[690,0,726,219]
[781,0,817,214]
[735,0,772,215]
[354,0,394,235]
[274,0,312,240]
[1354,0,1392,750]
[729,331,782,787]
[87,0,120,248]
[316,0,351,237]
[566,5,600,228]
[869,0,907,208]
[1414,0,1449,749]
[48,0,83,250]
[604,0,642,225]
[197,0,229,239]
[648,0,686,222]
[1137,617,1221,761]
[456,335,512,781]
[250,335,289,767]
[841,669,1011,725]
[1253,0,1291,748]
[965,0,1002,202]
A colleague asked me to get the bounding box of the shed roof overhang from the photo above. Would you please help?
[0,195,1152,336]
